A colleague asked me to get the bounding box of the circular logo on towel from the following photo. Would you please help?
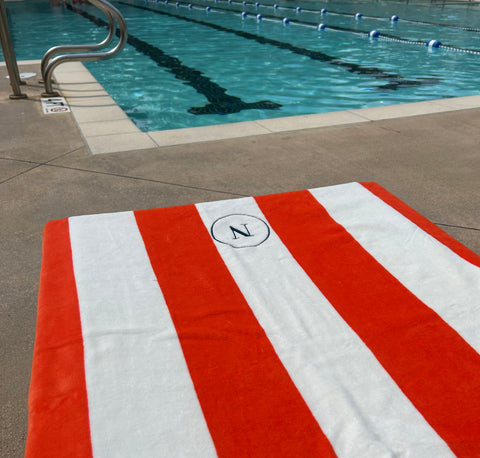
[211,214,270,248]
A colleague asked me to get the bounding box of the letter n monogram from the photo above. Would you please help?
[230,224,252,240]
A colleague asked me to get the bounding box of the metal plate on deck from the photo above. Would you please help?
[41,97,71,114]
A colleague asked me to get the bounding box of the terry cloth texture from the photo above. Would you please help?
[26,182,480,458]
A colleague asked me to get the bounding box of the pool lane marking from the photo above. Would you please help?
[66,4,281,115]
[170,0,480,55]
[120,1,440,91]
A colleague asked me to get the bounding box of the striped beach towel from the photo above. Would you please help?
[26,182,480,458]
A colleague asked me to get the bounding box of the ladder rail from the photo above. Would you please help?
[40,1,116,81]
[0,0,27,98]
[42,0,127,96]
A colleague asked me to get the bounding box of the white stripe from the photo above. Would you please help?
[310,182,480,354]
[69,212,217,458]
[196,197,454,458]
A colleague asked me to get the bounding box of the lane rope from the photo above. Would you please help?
[145,0,480,54]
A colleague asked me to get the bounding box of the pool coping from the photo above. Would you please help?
[44,60,480,154]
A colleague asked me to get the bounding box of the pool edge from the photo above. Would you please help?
[49,61,480,155]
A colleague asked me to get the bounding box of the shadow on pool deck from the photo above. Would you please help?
[1,61,479,457]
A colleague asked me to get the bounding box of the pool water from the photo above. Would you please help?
[3,0,480,131]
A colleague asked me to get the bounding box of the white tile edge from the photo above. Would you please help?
[0,59,42,67]
[38,61,480,154]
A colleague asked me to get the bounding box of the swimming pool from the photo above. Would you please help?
[3,0,480,132]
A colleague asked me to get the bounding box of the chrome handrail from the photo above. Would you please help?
[40,1,116,82]
[0,0,27,99]
[42,0,127,96]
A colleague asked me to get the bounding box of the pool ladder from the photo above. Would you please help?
[0,0,27,98]
[41,0,127,96]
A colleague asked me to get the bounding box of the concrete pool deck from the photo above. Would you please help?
[1,60,479,456]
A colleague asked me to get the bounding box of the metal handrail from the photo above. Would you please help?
[0,0,27,99]
[42,0,127,96]
[40,1,116,81]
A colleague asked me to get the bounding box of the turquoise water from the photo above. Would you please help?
[3,0,480,131]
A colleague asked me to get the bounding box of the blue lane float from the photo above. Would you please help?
[241,11,247,18]
[193,1,479,34]
[369,30,380,38]
[256,13,262,21]
[296,7,301,13]
[427,39,442,48]
[130,1,480,57]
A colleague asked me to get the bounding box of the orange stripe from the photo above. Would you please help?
[256,190,480,458]
[134,205,337,458]
[26,219,92,458]
[361,182,480,267]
